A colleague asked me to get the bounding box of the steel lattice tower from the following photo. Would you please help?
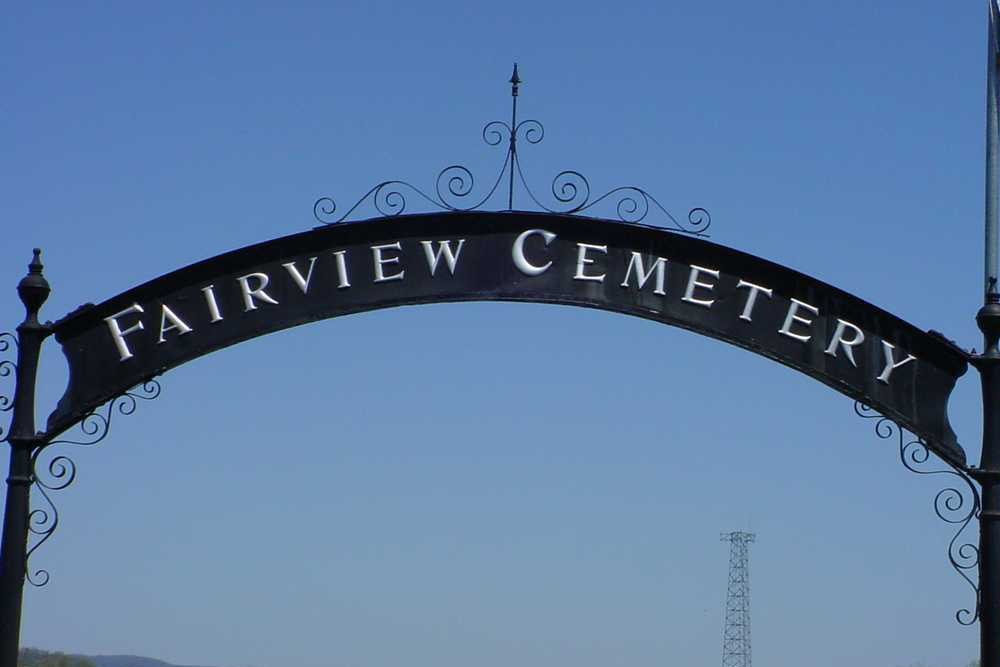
[720,531,755,667]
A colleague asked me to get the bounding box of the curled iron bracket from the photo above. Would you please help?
[314,67,710,235]
[0,332,18,441]
[854,401,981,625]
[26,380,161,587]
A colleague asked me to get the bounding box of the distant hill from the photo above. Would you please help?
[83,656,215,667]
[19,647,95,667]
[18,649,216,667]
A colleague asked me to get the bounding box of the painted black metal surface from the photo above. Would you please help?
[46,211,969,465]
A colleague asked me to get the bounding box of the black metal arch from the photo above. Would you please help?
[0,62,990,667]
[42,211,968,464]
[0,211,981,653]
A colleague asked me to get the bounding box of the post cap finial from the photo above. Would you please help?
[978,297,1000,358]
[28,248,42,275]
[17,247,50,322]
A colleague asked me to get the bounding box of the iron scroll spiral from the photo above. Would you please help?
[854,402,981,625]
[0,332,17,442]
[313,83,710,235]
[25,380,161,587]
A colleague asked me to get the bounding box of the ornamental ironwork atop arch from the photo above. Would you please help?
[313,64,711,234]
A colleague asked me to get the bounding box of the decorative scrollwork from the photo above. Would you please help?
[515,119,544,144]
[313,68,710,235]
[25,380,161,586]
[854,402,981,625]
[313,181,438,224]
[0,332,17,441]
[515,165,713,232]
[25,456,74,587]
[483,120,510,146]
[313,124,514,225]
[0,332,17,356]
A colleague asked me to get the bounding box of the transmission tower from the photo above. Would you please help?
[720,531,755,667]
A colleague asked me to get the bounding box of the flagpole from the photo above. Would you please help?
[988,0,999,301]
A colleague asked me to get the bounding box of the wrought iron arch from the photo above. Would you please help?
[0,64,987,667]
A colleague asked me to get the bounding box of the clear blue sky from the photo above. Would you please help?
[0,2,989,666]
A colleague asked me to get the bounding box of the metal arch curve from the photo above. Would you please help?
[43,211,968,473]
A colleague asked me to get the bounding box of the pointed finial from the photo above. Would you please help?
[17,247,50,322]
[28,248,42,275]
[510,63,520,97]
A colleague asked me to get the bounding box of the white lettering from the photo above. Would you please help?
[282,257,318,294]
[574,243,607,283]
[157,304,193,344]
[512,229,557,276]
[333,250,350,289]
[420,239,465,276]
[824,319,865,367]
[620,252,666,295]
[104,303,145,362]
[201,285,223,323]
[237,272,279,311]
[779,299,819,343]
[682,265,720,307]
[877,340,917,384]
[372,242,405,283]
[736,280,773,322]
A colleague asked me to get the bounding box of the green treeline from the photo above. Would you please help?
[18,648,97,667]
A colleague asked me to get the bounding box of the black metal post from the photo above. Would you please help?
[0,250,50,667]
[976,295,1000,667]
